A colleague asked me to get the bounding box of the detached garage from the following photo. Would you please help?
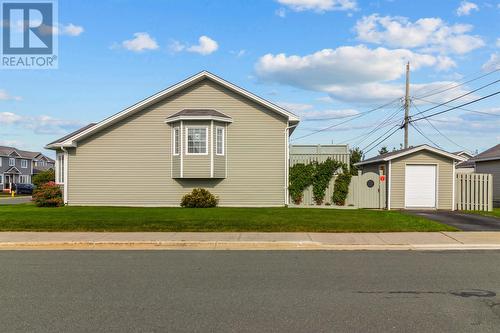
[355,145,466,210]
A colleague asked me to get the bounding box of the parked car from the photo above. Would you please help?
[12,183,35,195]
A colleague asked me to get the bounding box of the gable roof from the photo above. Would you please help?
[355,144,466,166]
[0,146,45,160]
[46,71,300,149]
[453,150,475,159]
[165,109,232,123]
[470,143,500,162]
[4,166,21,174]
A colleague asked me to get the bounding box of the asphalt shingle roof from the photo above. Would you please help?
[166,109,232,119]
[471,144,500,162]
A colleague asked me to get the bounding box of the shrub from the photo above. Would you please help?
[181,188,218,208]
[32,169,55,187]
[289,163,315,204]
[32,181,63,207]
[332,169,352,206]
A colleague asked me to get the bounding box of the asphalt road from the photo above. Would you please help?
[408,210,500,231]
[1,251,500,332]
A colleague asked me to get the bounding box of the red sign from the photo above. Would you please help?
[380,175,386,182]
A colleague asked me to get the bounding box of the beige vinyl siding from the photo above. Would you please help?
[67,78,287,206]
[390,151,453,209]
[475,160,500,204]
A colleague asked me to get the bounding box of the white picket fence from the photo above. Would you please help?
[456,173,493,211]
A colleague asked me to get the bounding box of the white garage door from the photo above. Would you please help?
[405,165,437,208]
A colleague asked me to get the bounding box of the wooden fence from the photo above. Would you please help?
[456,173,493,211]
[291,171,386,209]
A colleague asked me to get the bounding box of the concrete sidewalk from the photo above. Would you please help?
[1,231,500,250]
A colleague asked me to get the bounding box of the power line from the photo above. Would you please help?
[411,100,472,152]
[363,126,401,155]
[410,79,500,118]
[362,124,401,153]
[352,107,403,146]
[410,90,500,123]
[410,122,442,149]
[413,97,500,117]
[413,68,500,99]
[291,98,401,141]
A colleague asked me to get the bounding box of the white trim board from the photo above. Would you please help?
[46,71,299,149]
[355,145,467,166]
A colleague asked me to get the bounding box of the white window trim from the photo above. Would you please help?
[0,174,3,184]
[0,158,2,167]
[185,126,209,155]
[215,126,225,156]
[172,126,180,156]
[9,158,15,166]
[21,159,28,168]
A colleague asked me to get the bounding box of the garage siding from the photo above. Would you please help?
[475,160,500,206]
[66,79,287,206]
[390,151,453,209]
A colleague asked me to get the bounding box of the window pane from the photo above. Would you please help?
[173,127,180,155]
[187,128,207,154]
[216,128,224,155]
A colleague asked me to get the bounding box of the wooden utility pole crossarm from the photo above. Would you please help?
[404,62,410,149]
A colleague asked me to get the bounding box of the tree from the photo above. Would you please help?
[349,147,363,175]
[32,169,55,187]
[378,146,389,155]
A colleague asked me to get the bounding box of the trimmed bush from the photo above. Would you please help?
[32,181,63,207]
[32,169,55,187]
[181,188,218,208]
[289,163,315,204]
[332,171,352,206]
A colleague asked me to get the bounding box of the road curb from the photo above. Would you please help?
[1,241,500,250]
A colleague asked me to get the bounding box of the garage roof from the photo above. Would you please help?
[355,144,466,166]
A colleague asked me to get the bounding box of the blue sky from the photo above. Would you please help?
[1,0,499,157]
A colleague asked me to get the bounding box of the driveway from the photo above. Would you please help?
[0,196,32,205]
[408,210,500,231]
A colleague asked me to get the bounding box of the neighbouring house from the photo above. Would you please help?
[470,144,500,207]
[0,146,54,192]
[454,150,476,173]
[45,71,300,206]
[355,145,466,210]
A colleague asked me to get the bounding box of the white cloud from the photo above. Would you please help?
[496,38,500,48]
[187,36,218,55]
[0,112,85,135]
[276,7,287,17]
[276,102,359,120]
[316,96,334,103]
[121,32,159,52]
[276,0,357,12]
[0,90,22,101]
[354,14,484,54]
[57,23,84,36]
[255,45,473,104]
[482,53,500,71]
[230,49,246,57]
[456,1,479,16]
[255,45,458,103]
[169,36,219,55]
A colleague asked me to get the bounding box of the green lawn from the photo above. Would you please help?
[466,208,500,219]
[0,205,456,232]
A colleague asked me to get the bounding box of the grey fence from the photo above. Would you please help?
[456,173,493,211]
[291,171,386,209]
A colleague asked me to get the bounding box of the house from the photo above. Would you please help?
[355,145,466,210]
[470,144,500,207]
[0,146,54,191]
[454,150,475,173]
[45,71,300,206]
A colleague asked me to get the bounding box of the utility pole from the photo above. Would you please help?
[403,61,410,149]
